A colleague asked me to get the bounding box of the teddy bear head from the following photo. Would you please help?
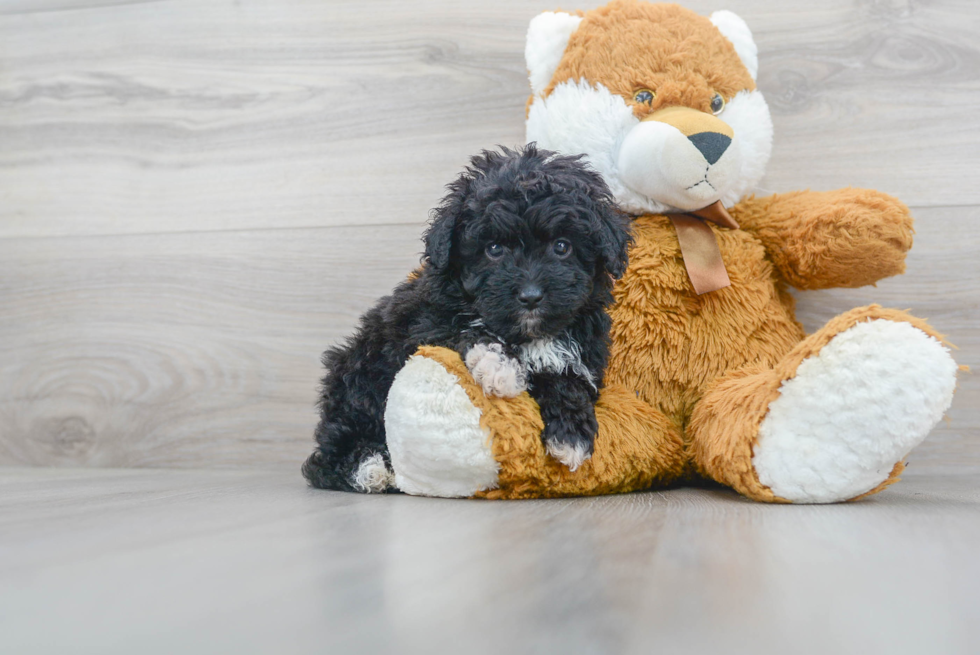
[525,0,773,215]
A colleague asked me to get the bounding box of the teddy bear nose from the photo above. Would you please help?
[518,285,544,308]
[688,131,731,165]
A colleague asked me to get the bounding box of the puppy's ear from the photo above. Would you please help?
[423,172,469,273]
[423,207,456,272]
[594,203,632,279]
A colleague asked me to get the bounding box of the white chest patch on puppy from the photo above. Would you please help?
[519,337,595,389]
[465,342,528,398]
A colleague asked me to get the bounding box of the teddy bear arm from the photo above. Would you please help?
[386,346,686,499]
[732,189,913,290]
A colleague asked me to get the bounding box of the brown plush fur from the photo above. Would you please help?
[735,190,914,290]
[688,305,946,502]
[400,2,940,502]
[604,189,914,428]
[414,346,687,499]
[409,197,921,501]
[546,1,754,118]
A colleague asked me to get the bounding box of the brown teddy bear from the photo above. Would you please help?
[381,0,959,503]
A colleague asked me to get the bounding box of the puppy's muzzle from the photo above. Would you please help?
[518,284,544,309]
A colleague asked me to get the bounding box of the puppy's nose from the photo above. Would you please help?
[687,132,731,165]
[518,285,544,309]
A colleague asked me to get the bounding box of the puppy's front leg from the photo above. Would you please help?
[463,342,528,398]
[529,373,598,472]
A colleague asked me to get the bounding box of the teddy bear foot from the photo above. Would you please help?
[751,318,957,503]
[384,354,500,497]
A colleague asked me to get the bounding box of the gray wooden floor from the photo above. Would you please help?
[2,1,979,652]
[2,467,979,655]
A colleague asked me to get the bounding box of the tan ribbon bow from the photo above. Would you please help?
[668,201,739,295]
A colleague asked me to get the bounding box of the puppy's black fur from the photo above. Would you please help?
[303,145,631,492]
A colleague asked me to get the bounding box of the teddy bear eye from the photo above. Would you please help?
[552,239,572,258]
[710,93,726,115]
[633,89,655,105]
[485,243,505,260]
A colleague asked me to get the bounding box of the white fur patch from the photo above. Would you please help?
[519,337,594,389]
[525,12,582,97]
[617,118,741,211]
[352,453,394,494]
[752,320,958,503]
[710,11,759,80]
[716,90,773,208]
[385,355,499,497]
[527,80,772,214]
[546,439,591,472]
[527,80,658,214]
[465,342,527,398]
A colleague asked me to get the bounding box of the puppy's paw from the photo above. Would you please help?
[542,409,598,472]
[464,342,528,398]
[352,453,395,494]
[545,439,592,472]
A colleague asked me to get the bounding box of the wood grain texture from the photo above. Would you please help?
[0,206,976,470]
[0,0,978,471]
[0,224,425,468]
[1,468,979,655]
[1,0,979,238]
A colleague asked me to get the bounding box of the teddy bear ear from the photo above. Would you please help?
[525,11,583,97]
[709,10,759,81]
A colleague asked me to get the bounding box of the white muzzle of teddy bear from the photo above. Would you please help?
[617,106,740,212]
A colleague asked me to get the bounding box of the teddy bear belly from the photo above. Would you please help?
[605,215,805,426]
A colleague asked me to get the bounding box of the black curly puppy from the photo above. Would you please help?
[303,145,632,492]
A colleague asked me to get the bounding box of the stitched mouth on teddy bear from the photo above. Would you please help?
[685,166,717,193]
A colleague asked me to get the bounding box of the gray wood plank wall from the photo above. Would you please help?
[1,0,977,471]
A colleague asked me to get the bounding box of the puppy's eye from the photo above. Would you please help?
[552,239,572,258]
[485,243,505,260]
[710,93,725,115]
[633,88,655,105]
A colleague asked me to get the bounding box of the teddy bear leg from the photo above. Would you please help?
[689,305,958,504]
[385,346,686,499]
